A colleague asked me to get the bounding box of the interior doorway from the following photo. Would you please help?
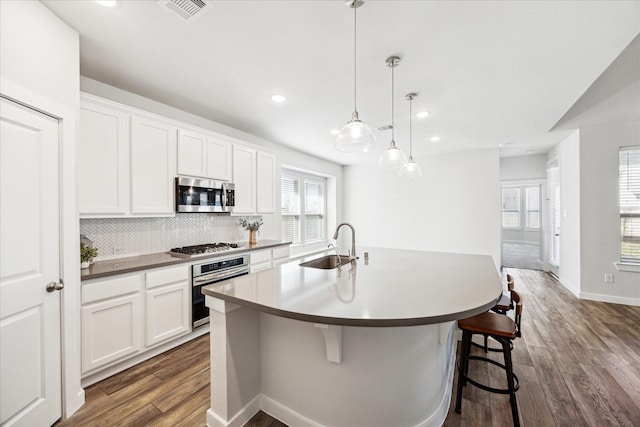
[501,182,544,270]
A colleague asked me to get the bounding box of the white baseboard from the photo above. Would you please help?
[206,395,261,427]
[579,292,640,306]
[260,395,323,427]
[557,276,581,298]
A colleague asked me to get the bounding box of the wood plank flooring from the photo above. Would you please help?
[56,268,640,426]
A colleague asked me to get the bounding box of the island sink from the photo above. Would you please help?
[299,254,352,269]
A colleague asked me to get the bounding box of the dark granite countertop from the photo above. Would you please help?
[81,240,291,281]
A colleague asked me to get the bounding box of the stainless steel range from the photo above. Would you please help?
[190,253,249,328]
[169,243,240,258]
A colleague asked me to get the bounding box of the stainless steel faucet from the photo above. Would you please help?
[327,243,341,268]
[333,222,357,260]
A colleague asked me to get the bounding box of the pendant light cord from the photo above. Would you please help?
[353,1,358,115]
[409,95,413,158]
[391,62,395,143]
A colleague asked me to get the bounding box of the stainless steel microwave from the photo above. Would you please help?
[175,177,235,213]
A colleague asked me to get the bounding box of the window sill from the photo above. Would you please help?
[615,262,640,273]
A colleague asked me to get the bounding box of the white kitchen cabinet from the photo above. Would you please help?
[81,275,141,374]
[232,145,256,214]
[232,145,276,215]
[249,249,273,273]
[177,128,206,177]
[206,136,232,181]
[177,128,232,181]
[256,151,276,214]
[145,266,190,347]
[130,115,177,215]
[271,245,291,266]
[78,96,130,216]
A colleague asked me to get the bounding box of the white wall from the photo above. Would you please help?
[0,0,83,417]
[580,119,640,305]
[80,77,344,248]
[500,154,547,181]
[548,130,582,296]
[343,149,502,268]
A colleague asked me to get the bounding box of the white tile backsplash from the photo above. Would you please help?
[80,214,259,261]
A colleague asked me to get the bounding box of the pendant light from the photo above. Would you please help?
[399,93,423,179]
[378,56,408,169]
[335,0,376,153]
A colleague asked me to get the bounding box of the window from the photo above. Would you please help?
[502,187,520,228]
[525,186,540,229]
[281,169,326,245]
[620,146,640,264]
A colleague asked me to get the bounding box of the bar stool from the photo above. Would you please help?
[455,291,523,426]
[480,274,515,352]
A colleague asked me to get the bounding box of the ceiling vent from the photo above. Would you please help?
[158,0,212,22]
[377,125,395,131]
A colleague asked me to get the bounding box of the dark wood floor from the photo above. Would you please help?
[56,268,640,426]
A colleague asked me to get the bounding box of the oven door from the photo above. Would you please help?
[192,266,249,328]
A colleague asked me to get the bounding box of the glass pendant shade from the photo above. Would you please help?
[336,113,376,152]
[378,141,407,169]
[398,157,422,178]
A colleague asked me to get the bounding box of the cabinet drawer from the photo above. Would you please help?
[82,274,140,304]
[272,245,290,260]
[250,249,271,265]
[146,265,189,289]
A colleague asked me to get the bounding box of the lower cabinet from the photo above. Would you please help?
[81,275,141,374]
[81,265,189,375]
[145,268,190,347]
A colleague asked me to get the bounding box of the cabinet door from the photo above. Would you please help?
[232,145,256,214]
[145,282,189,347]
[130,116,177,215]
[81,293,141,373]
[78,100,130,215]
[256,151,276,213]
[206,136,232,181]
[177,129,206,177]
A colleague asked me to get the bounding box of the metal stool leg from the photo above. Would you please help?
[455,330,472,413]
[501,338,520,427]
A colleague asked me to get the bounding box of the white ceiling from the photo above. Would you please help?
[42,0,640,165]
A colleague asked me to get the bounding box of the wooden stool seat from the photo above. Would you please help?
[458,311,517,339]
[493,292,513,312]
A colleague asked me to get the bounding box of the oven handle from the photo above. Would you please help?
[193,265,249,285]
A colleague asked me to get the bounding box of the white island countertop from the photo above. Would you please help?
[202,247,503,327]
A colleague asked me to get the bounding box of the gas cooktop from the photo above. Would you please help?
[168,243,241,258]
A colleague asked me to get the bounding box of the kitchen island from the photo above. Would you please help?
[202,247,502,427]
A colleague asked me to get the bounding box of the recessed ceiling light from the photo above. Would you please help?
[330,129,340,135]
[95,0,119,7]
[430,135,441,142]
[416,111,430,118]
[271,94,286,103]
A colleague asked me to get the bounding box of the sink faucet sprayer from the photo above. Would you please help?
[333,222,357,260]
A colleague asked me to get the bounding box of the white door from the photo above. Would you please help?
[0,98,62,426]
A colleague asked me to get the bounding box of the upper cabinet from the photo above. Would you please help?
[232,145,256,214]
[256,151,276,214]
[177,129,232,181]
[78,99,130,215]
[78,93,276,218]
[130,116,176,215]
[232,146,276,215]
[78,94,176,218]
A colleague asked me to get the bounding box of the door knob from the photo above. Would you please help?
[46,281,64,292]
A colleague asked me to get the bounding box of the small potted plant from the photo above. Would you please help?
[238,217,263,245]
[80,243,98,269]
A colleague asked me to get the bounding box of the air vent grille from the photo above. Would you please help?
[377,125,395,131]
[158,0,211,22]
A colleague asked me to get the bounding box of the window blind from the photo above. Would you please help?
[502,187,520,228]
[281,170,326,245]
[620,146,640,264]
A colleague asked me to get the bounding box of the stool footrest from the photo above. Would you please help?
[458,356,520,393]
